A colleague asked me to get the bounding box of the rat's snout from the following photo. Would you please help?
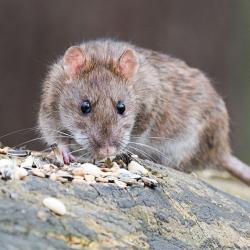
[98,145,116,159]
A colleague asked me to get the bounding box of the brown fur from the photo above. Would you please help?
[38,39,250,185]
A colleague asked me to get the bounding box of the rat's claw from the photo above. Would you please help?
[61,148,76,164]
[69,153,76,163]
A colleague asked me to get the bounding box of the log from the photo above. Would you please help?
[0,159,249,249]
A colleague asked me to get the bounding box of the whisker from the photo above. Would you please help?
[0,127,38,140]
[119,138,157,162]
[129,141,169,161]
[69,147,88,155]
[51,130,74,138]
[78,152,91,162]
[41,143,79,152]
[130,135,177,142]
[127,145,157,162]
[15,135,75,148]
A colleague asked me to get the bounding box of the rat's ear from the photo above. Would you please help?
[118,49,138,79]
[63,46,85,79]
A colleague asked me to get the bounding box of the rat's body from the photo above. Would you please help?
[38,39,250,185]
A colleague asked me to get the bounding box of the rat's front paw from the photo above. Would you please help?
[61,148,76,164]
[51,144,76,164]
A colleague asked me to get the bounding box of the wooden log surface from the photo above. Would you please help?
[0,158,249,250]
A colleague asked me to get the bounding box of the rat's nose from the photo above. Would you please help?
[98,145,116,159]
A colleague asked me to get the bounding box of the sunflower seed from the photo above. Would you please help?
[32,169,45,178]
[84,174,96,184]
[7,149,30,157]
[114,179,127,188]
[141,177,158,188]
[128,161,148,175]
[42,197,67,215]
[80,163,103,177]
[20,155,34,169]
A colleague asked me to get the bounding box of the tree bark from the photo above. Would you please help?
[0,158,249,250]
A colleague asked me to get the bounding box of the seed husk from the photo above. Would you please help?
[51,143,64,164]
[20,155,34,169]
[57,170,73,180]
[119,177,137,185]
[32,169,45,178]
[33,157,47,169]
[141,177,158,188]
[7,149,30,157]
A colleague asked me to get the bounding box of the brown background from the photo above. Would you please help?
[0,0,249,164]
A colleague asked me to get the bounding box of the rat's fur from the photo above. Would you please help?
[38,39,250,185]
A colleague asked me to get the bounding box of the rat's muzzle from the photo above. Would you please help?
[97,145,116,159]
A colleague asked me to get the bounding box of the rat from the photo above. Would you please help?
[38,39,250,185]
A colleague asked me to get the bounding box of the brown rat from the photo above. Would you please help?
[38,39,250,185]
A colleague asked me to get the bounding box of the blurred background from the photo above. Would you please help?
[0,0,249,164]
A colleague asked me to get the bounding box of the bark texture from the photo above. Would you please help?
[0,159,249,250]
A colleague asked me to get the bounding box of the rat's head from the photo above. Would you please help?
[58,44,139,160]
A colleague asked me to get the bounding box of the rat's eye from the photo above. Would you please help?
[81,100,91,114]
[116,101,125,115]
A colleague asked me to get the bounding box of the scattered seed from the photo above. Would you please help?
[42,164,52,171]
[115,168,141,180]
[42,197,67,215]
[0,145,157,188]
[106,175,117,183]
[57,177,68,183]
[16,167,28,180]
[0,147,10,154]
[33,157,47,169]
[32,169,45,178]
[72,167,85,176]
[131,154,138,159]
[20,155,34,169]
[80,163,103,177]
[84,174,96,184]
[117,160,127,168]
[1,168,14,180]
[31,151,45,157]
[141,177,158,188]
[128,161,148,175]
[72,176,85,184]
[111,162,120,172]
[114,153,132,165]
[101,168,113,172]
[101,172,114,178]
[7,149,30,157]
[96,177,109,183]
[0,159,13,169]
[51,144,64,164]
[119,177,137,185]
[49,173,58,181]
[57,170,73,179]
[114,179,127,188]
